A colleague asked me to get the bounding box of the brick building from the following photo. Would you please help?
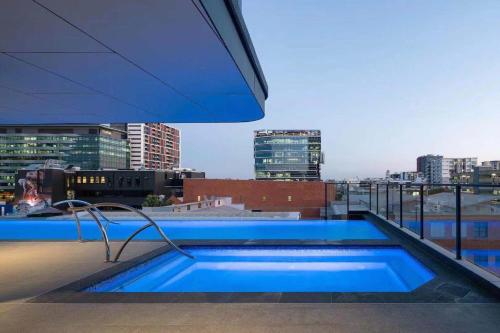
[183,179,335,218]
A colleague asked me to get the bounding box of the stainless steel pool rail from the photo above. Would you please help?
[53,199,118,242]
[66,202,194,262]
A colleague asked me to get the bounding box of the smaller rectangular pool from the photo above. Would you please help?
[88,247,434,293]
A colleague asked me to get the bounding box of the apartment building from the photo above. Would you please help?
[417,155,443,183]
[126,123,180,170]
[417,155,478,183]
[442,157,478,183]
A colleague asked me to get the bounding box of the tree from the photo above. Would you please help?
[142,194,163,207]
[142,194,175,207]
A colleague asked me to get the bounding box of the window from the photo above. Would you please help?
[197,196,201,202]
[101,176,106,184]
[76,176,82,184]
[288,195,292,202]
[430,223,446,239]
[89,176,94,184]
[82,176,87,184]
[474,255,488,266]
[473,223,488,238]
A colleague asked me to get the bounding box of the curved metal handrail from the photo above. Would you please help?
[69,202,194,262]
[112,223,153,262]
[86,208,111,262]
[53,199,118,227]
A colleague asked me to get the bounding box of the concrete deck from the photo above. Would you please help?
[1,302,500,332]
[1,241,499,332]
[0,241,164,303]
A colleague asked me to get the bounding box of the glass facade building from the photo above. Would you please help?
[254,130,323,181]
[0,125,129,200]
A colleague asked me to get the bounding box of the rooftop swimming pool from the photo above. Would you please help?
[88,246,434,292]
[0,219,387,241]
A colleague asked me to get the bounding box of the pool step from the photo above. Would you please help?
[115,255,195,292]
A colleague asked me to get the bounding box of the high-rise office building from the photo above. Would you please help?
[0,124,129,201]
[254,130,323,181]
[126,123,180,170]
[417,155,443,183]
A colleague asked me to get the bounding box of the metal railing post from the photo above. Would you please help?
[68,201,82,242]
[346,183,350,215]
[376,184,379,214]
[456,185,462,259]
[369,183,372,211]
[86,209,111,262]
[419,184,424,239]
[399,183,403,228]
[324,182,328,221]
[386,183,389,219]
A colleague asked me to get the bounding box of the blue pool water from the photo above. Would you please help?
[88,247,434,292]
[0,219,387,240]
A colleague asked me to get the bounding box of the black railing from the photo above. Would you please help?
[334,181,500,277]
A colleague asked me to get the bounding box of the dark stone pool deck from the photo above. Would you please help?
[1,216,499,332]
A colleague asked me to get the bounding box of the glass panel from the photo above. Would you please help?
[348,183,370,211]
[329,182,347,220]
[369,183,376,211]
[460,185,500,277]
[402,184,421,235]
[387,184,397,220]
[377,184,387,217]
[423,184,456,253]
[392,184,402,225]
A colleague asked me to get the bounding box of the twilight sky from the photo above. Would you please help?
[177,0,500,180]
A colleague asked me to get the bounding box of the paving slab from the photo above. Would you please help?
[0,303,499,332]
[0,241,163,303]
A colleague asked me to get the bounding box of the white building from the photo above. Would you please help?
[442,157,478,183]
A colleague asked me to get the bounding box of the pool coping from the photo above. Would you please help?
[30,235,500,303]
[365,211,500,294]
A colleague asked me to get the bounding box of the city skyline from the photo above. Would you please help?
[176,0,500,180]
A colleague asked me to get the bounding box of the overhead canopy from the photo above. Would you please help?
[0,0,268,124]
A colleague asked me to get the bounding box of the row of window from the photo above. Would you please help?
[420,222,490,239]
[254,144,321,152]
[261,195,293,202]
[75,175,151,188]
[76,176,109,185]
[254,137,320,145]
[255,171,320,179]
